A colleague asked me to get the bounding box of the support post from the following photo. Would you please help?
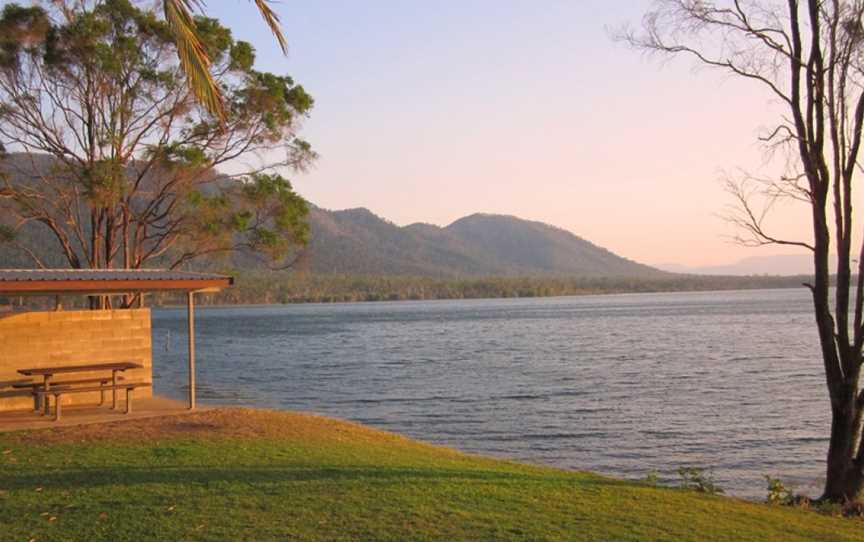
[187,291,196,410]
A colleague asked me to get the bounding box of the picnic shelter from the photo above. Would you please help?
[0,269,232,422]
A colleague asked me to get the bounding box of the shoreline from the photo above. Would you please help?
[150,284,808,310]
[152,275,808,308]
[2,273,816,310]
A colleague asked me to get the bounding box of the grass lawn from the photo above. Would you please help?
[0,408,861,541]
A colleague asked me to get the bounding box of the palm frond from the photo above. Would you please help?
[164,0,225,121]
[163,0,288,120]
[252,0,289,55]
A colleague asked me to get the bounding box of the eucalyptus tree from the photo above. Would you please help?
[0,1,313,278]
[624,0,864,502]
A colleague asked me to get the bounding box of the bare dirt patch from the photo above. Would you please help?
[4,408,412,448]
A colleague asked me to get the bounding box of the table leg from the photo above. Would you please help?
[112,370,118,410]
[42,375,51,416]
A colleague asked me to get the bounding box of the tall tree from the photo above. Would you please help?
[0,1,314,276]
[624,0,864,502]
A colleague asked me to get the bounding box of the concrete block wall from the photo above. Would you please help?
[0,309,152,412]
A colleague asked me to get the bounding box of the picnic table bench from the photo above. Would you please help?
[12,376,122,408]
[17,362,148,421]
[37,382,151,421]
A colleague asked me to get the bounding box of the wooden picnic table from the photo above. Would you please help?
[18,362,143,414]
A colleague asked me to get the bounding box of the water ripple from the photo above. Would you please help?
[152,288,830,500]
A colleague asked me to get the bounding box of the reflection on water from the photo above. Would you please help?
[152,288,826,499]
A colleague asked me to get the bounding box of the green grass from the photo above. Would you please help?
[0,408,861,541]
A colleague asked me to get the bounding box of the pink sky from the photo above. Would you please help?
[209,1,827,268]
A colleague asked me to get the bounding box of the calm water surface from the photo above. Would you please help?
[152,288,827,499]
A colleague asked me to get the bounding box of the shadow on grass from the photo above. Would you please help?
[0,464,631,492]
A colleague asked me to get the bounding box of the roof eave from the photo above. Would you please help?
[0,277,233,296]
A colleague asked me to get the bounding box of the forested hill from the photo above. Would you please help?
[296,206,664,277]
[0,152,661,277]
[0,199,663,278]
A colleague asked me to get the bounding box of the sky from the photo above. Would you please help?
[111,2,833,266]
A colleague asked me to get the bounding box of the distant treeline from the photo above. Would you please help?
[147,272,817,306]
[0,272,822,310]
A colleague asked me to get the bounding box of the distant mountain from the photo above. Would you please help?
[0,201,664,278]
[655,254,822,276]
[0,153,664,278]
[299,206,664,278]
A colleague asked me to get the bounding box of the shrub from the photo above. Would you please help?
[765,475,793,505]
[677,467,724,495]
[643,470,660,487]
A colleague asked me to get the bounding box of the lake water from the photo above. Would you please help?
[151,288,829,500]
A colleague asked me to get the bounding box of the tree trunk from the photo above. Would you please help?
[823,402,864,501]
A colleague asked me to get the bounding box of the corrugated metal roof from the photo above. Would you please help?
[0,269,229,282]
[0,269,233,294]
